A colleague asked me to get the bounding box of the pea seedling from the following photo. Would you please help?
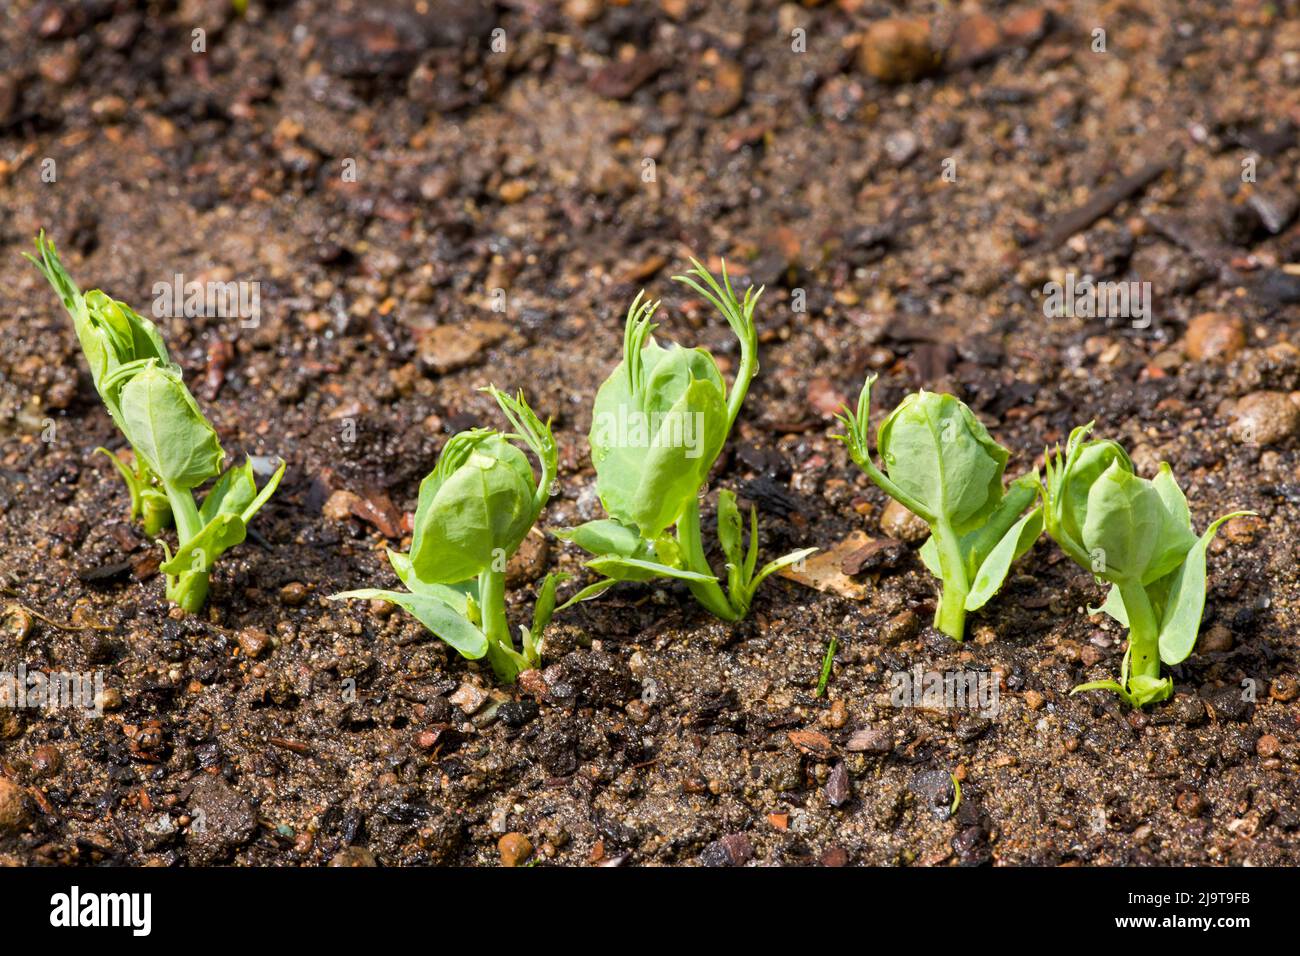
[559,261,814,622]
[28,232,175,533]
[1042,423,1252,707]
[332,388,562,684]
[835,375,1043,641]
[28,234,284,612]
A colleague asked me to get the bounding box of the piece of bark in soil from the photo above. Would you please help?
[1035,155,1181,252]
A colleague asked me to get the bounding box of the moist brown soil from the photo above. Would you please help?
[0,0,1298,866]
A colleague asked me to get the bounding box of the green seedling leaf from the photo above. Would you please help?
[523,571,568,662]
[585,554,717,583]
[406,389,554,587]
[200,459,258,524]
[1070,679,1134,707]
[590,341,728,539]
[555,578,619,611]
[160,513,246,576]
[717,489,744,569]
[965,505,1043,611]
[1042,423,1133,570]
[875,390,1007,535]
[1079,462,1166,583]
[238,459,285,523]
[114,361,224,490]
[743,503,760,582]
[816,635,837,697]
[1089,584,1128,627]
[749,547,818,594]
[408,433,537,585]
[1157,512,1253,666]
[1142,463,1200,584]
[555,519,652,560]
[330,590,489,659]
[96,447,148,524]
[531,571,565,640]
[918,535,942,577]
[716,490,748,600]
[1127,673,1174,707]
[386,549,475,617]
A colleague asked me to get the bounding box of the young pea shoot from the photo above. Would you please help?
[1042,424,1253,707]
[559,261,815,622]
[27,233,284,612]
[835,375,1043,641]
[332,388,562,684]
[28,232,175,534]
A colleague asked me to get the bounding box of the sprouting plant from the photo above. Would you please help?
[834,375,1043,641]
[332,388,562,684]
[28,233,175,534]
[558,261,815,622]
[27,233,284,612]
[1042,424,1253,708]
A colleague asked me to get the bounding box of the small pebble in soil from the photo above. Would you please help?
[1256,734,1281,758]
[237,627,272,659]
[1270,675,1299,702]
[826,762,852,807]
[1222,515,1264,546]
[449,683,489,715]
[516,669,546,699]
[823,698,849,729]
[700,833,753,867]
[1172,695,1206,726]
[279,582,309,607]
[858,18,937,84]
[1209,685,1252,722]
[328,846,377,867]
[908,770,955,819]
[880,499,929,543]
[0,776,27,834]
[498,832,533,867]
[884,130,920,168]
[788,729,832,757]
[3,605,33,645]
[31,745,61,776]
[1230,391,1300,446]
[96,687,123,712]
[1183,312,1246,363]
[820,847,850,867]
[846,727,892,753]
[880,609,919,646]
[1024,690,1046,710]
[498,700,538,727]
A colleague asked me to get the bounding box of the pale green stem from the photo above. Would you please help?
[478,568,524,682]
[724,332,758,433]
[164,481,208,613]
[677,499,742,621]
[932,522,969,641]
[1118,579,1161,689]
